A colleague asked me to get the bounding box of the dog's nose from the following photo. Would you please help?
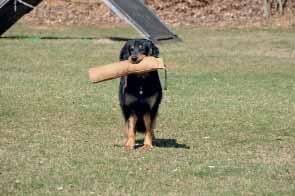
[131,56,138,62]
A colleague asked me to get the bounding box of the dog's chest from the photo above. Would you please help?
[122,73,161,107]
[125,76,155,96]
[126,84,148,99]
[125,91,159,108]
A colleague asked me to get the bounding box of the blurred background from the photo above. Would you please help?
[21,0,295,27]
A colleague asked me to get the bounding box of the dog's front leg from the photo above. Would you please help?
[142,114,153,150]
[124,114,137,150]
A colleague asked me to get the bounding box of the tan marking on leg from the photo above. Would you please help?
[142,114,153,150]
[124,115,137,150]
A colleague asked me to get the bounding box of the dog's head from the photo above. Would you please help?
[120,39,159,64]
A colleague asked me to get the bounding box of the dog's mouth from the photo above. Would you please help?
[131,59,141,64]
[129,54,146,64]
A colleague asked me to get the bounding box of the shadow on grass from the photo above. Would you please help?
[1,35,98,40]
[135,138,190,149]
[0,35,130,41]
[114,139,190,149]
[154,138,190,149]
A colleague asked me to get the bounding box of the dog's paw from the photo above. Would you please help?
[124,144,135,151]
[141,144,153,151]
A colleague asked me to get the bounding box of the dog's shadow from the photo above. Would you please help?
[135,138,190,149]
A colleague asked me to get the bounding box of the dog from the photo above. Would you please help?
[119,39,162,150]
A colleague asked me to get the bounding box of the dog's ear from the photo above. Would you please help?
[119,42,129,61]
[149,42,159,57]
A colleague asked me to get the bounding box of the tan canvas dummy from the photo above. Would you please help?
[88,56,164,83]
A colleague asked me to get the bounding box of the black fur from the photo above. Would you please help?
[119,39,162,132]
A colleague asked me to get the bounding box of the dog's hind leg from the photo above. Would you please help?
[124,114,137,150]
[142,114,153,150]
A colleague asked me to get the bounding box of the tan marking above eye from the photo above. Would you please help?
[139,45,143,48]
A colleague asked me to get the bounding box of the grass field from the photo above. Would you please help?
[1,24,295,195]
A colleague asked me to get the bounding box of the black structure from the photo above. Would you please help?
[0,0,180,43]
[0,0,42,35]
[102,0,180,43]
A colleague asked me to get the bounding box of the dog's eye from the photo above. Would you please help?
[130,47,134,52]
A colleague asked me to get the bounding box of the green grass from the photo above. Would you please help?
[1,24,295,195]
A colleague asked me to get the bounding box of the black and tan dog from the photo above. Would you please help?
[119,39,162,150]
